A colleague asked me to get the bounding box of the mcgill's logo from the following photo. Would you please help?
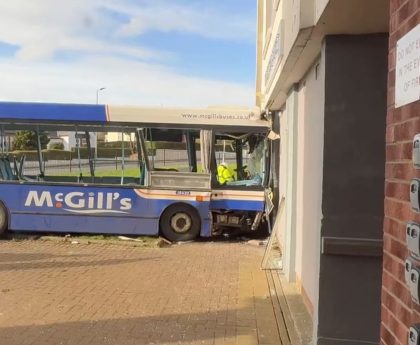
[25,191,132,214]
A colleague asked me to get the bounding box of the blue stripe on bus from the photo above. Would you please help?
[0,102,107,122]
[210,199,264,212]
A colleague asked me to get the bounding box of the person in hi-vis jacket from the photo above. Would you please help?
[217,162,235,184]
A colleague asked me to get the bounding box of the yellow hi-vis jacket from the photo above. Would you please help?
[217,164,235,184]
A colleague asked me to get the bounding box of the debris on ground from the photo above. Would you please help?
[55,234,166,248]
[176,240,194,245]
[159,237,172,246]
[159,237,172,245]
[155,237,171,248]
[117,236,144,242]
[247,239,266,246]
[116,236,171,248]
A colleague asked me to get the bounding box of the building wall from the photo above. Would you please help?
[295,83,305,286]
[382,1,420,344]
[282,88,299,281]
[105,132,135,143]
[270,34,387,344]
[277,110,287,248]
[257,1,391,343]
[256,0,389,111]
[57,132,97,150]
[295,58,325,319]
[260,0,315,105]
[317,34,387,345]
[315,0,329,21]
[261,0,285,101]
[280,0,300,61]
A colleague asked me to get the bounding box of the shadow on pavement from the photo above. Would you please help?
[0,252,93,263]
[0,256,160,272]
[0,304,263,345]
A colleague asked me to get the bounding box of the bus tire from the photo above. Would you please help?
[160,204,201,242]
[0,202,8,235]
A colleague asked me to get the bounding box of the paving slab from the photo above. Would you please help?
[0,239,284,345]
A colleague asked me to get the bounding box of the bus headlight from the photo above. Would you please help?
[217,215,228,223]
[228,216,240,225]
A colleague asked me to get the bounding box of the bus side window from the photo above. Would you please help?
[145,129,201,174]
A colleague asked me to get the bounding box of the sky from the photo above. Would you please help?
[0,0,257,107]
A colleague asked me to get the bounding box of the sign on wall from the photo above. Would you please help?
[395,24,420,108]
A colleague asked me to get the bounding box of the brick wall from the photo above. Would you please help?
[383,1,420,344]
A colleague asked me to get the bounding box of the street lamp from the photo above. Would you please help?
[96,87,106,104]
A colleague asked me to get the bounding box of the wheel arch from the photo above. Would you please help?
[0,199,10,233]
[159,202,202,223]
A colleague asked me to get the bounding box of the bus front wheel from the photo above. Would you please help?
[0,203,8,235]
[160,204,201,242]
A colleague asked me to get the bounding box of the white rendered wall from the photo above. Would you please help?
[315,0,329,22]
[295,83,306,284]
[282,88,299,282]
[295,55,325,333]
[276,111,288,249]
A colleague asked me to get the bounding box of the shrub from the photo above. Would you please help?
[49,142,64,150]
[10,150,72,161]
[99,141,133,149]
[13,131,49,150]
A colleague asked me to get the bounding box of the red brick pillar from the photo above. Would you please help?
[383,1,420,344]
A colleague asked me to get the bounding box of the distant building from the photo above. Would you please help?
[57,132,97,151]
[104,132,135,143]
[46,136,64,150]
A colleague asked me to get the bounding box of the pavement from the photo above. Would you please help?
[0,238,290,345]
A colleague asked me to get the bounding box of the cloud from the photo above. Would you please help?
[110,0,255,42]
[0,56,254,107]
[0,0,163,61]
[0,0,254,62]
[0,1,255,107]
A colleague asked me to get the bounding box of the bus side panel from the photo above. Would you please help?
[0,183,211,236]
[11,214,159,235]
[200,219,212,237]
[0,183,160,235]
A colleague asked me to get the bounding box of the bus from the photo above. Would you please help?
[0,101,275,241]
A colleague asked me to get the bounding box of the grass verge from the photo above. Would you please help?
[1,232,168,248]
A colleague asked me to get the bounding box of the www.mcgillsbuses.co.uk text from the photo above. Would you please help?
[180,113,254,121]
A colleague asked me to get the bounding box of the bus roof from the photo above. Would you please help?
[0,102,269,131]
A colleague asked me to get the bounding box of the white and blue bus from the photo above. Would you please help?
[0,102,274,241]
